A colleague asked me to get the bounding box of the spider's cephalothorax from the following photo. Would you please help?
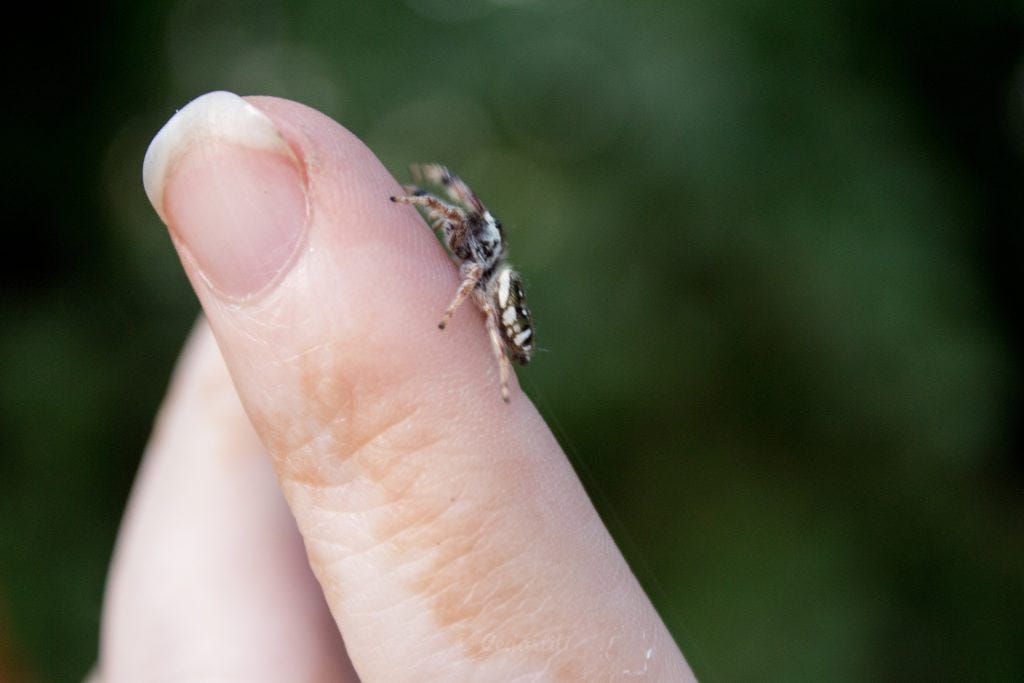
[390,164,533,402]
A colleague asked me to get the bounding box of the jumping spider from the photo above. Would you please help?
[390,164,533,402]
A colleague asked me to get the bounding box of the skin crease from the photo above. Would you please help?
[101,94,696,681]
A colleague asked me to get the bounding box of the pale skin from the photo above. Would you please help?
[96,94,696,682]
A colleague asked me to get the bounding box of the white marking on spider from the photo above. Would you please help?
[497,267,512,308]
[502,306,517,326]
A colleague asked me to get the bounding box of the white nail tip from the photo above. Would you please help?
[142,91,288,219]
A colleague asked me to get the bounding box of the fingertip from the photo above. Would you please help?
[206,95,522,408]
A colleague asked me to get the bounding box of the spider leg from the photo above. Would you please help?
[411,164,485,213]
[438,263,482,330]
[479,297,512,402]
[390,191,466,225]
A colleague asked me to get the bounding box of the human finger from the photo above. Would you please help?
[99,319,357,682]
[143,91,694,681]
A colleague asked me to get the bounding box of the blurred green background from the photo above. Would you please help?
[3,0,1022,680]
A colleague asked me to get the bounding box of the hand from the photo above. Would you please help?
[96,92,695,682]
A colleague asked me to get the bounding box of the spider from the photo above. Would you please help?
[390,164,533,402]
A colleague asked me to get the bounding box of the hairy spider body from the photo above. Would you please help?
[390,164,533,402]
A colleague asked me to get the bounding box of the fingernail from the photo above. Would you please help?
[142,91,307,298]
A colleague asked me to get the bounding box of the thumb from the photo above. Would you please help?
[143,91,693,681]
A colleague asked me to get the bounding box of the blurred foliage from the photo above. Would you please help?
[2,0,1023,680]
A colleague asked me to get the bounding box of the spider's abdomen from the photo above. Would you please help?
[492,266,534,364]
